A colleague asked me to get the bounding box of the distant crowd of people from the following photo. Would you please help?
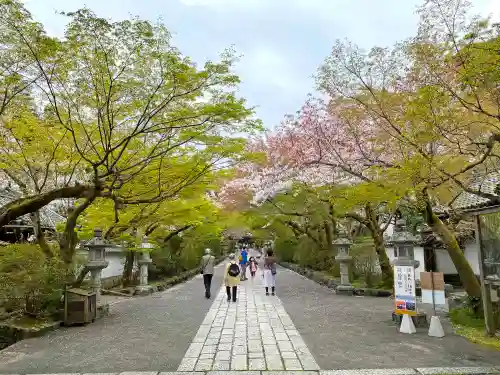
[199,244,277,302]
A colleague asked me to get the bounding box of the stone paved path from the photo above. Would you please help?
[1,254,500,375]
[177,270,320,372]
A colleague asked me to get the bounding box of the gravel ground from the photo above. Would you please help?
[2,261,499,374]
[275,266,500,370]
[0,263,226,374]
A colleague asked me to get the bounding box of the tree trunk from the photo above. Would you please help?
[372,230,393,288]
[422,194,482,299]
[364,204,393,288]
[30,211,53,258]
[72,266,90,288]
[324,221,334,252]
[59,195,97,265]
[318,223,327,249]
[0,184,96,228]
[122,250,136,287]
[328,203,338,237]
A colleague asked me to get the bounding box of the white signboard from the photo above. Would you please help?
[394,265,417,315]
[421,290,446,306]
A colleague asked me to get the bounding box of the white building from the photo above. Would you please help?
[383,222,479,285]
[76,245,127,288]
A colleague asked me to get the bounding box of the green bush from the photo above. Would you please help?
[449,305,500,350]
[0,244,66,316]
[149,231,225,280]
[449,306,485,328]
[350,237,379,288]
[274,237,297,263]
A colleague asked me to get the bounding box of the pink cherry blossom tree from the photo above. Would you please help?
[261,95,400,286]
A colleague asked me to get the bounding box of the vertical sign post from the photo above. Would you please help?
[394,265,417,316]
[394,264,417,334]
[391,218,420,334]
[420,271,446,337]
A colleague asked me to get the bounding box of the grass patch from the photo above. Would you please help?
[449,307,500,351]
[351,279,364,288]
[454,325,500,350]
[6,315,55,329]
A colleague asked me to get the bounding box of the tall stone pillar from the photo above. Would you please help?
[135,235,154,296]
[85,228,109,305]
[333,233,354,295]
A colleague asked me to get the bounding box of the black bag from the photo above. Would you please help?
[228,262,240,277]
[200,257,210,275]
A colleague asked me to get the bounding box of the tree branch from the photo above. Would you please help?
[164,224,193,243]
[0,185,97,228]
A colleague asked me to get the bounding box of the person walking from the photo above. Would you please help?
[200,248,215,299]
[239,247,248,281]
[249,256,258,278]
[224,253,240,302]
[262,249,277,296]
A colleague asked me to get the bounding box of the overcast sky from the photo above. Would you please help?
[23,0,500,130]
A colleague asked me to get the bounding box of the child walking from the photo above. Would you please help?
[224,253,240,302]
[249,256,258,278]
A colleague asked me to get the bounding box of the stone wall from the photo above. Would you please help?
[279,262,392,297]
[101,275,122,289]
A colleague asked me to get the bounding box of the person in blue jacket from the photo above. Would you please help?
[239,247,248,280]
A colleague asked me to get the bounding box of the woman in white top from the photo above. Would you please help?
[262,249,277,296]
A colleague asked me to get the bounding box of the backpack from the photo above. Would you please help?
[228,262,240,277]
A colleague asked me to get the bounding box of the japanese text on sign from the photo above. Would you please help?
[394,265,417,316]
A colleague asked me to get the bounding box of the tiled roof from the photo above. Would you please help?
[0,188,65,229]
[452,172,500,211]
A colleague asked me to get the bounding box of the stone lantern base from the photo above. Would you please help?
[336,284,354,296]
[134,284,154,296]
[97,303,110,319]
[392,311,428,328]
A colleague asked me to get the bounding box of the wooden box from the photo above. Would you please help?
[63,288,97,326]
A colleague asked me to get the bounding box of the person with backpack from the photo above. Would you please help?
[224,253,240,302]
[200,248,215,299]
[239,247,248,281]
[262,249,277,296]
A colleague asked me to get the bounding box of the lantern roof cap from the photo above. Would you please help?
[391,219,419,244]
[85,227,108,248]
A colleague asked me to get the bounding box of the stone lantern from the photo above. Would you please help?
[85,228,109,305]
[391,219,419,268]
[135,235,154,296]
[333,231,354,295]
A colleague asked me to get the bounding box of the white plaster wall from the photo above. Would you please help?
[101,252,125,279]
[434,244,479,276]
[434,249,457,274]
[383,219,481,277]
[414,247,426,281]
[385,223,395,237]
[464,242,480,275]
[384,246,425,281]
[76,247,126,280]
